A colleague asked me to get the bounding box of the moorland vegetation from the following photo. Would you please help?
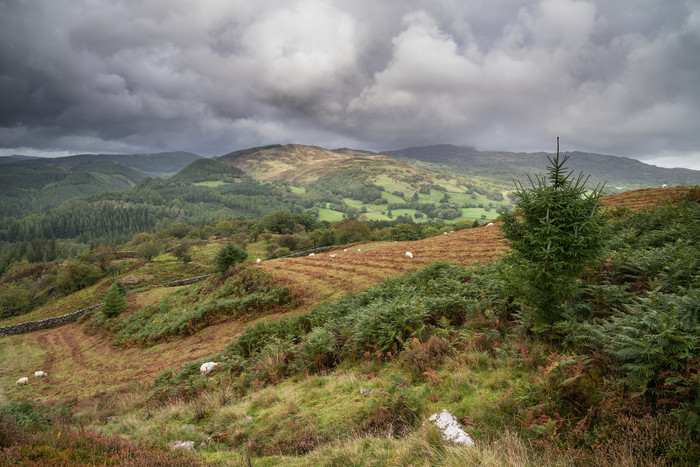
[0,147,698,465]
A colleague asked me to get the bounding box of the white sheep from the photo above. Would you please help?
[343,249,348,252]
[256,258,261,264]
[330,254,336,258]
[486,222,494,227]
[405,251,413,258]
[309,253,315,257]
[662,184,667,189]
[443,232,448,235]
[199,362,219,376]
[16,377,28,385]
[34,371,47,378]
[357,248,361,252]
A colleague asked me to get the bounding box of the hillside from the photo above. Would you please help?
[26,151,204,178]
[0,187,681,393]
[218,144,364,184]
[0,160,148,218]
[385,144,700,192]
[1,187,697,465]
[215,143,510,224]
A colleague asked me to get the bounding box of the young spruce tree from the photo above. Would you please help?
[101,281,127,318]
[499,138,607,330]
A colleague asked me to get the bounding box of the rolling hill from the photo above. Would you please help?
[384,144,700,192]
[22,151,204,178]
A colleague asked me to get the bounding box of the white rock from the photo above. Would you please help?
[168,440,196,452]
[428,410,475,446]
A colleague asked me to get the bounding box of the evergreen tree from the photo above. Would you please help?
[101,281,127,318]
[214,243,248,272]
[498,138,607,330]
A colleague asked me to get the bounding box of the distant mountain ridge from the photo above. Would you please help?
[383,144,700,191]
[8,151,203,178]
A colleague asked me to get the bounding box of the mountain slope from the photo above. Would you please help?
[0,160,148,218]
[27,151,203,178]
[218,144,359,184]
[384,144,700,191]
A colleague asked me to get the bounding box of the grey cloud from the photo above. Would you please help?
[0,0,698,169]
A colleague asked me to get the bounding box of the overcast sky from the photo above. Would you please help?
[1,0,699,169]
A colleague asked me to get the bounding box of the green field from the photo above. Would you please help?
[289,186,306,194]
[318,208,345,222]
[193,180,226,187]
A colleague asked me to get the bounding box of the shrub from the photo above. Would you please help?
[53,260,101,295]
[135,240,162,261]
[0,282,32,318]
[214,243,248,272]
[172,242,192,263]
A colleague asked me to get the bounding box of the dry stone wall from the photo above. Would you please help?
[0,304,102,337]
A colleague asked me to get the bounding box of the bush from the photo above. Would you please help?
[53,261,101,295]
[135,240,162,261]
[0,282,32,318]
[172,243,192,263]
[214,243,248,272]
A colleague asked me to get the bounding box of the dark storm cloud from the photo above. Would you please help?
[0,0,699,168]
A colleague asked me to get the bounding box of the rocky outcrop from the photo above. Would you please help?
[428,410,475,446]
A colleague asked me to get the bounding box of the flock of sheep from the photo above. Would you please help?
[15,371,47,385]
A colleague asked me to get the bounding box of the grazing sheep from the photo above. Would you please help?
[34,371,47,378]
[343,249,348,252]
[16,377,28,385]
[330,254,336,258]
[405,251,413,258]
[662,184,667,189]
[309,253,315,257]
[199,362,219,376]
[357,248,361,252]
[256,258,261,264]
[443,232,448,235]
[486,222,494,227]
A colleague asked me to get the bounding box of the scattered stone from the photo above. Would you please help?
[181,424,196,430]
[359,388,373,395]
[198,432,228,449]
[168,440,196,452]
[428,410,475,446]
[244,416,253,422]
[105,416,118,423]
